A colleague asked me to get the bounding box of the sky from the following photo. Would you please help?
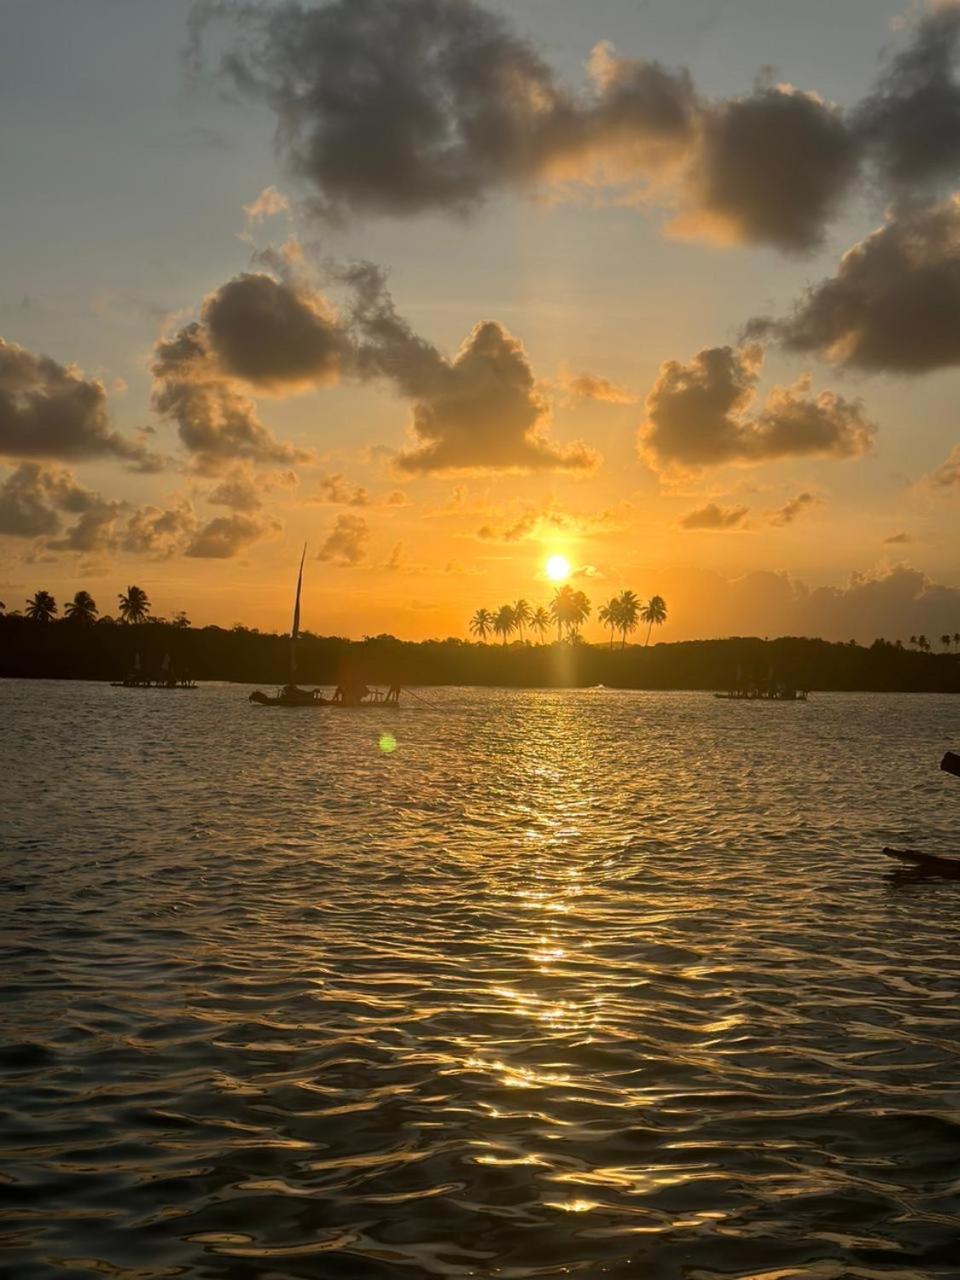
[1,0,959,643]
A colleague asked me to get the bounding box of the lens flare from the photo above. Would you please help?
[379,732,397,754]
[545,555,570,583]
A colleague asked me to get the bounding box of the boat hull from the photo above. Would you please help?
[882,847,960,878]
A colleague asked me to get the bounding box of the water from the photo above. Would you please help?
[3,681,960,1280]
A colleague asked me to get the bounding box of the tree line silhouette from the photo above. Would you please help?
[470,587,668,647]
[1,585,959,692]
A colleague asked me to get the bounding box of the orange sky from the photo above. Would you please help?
[1,0,959,644]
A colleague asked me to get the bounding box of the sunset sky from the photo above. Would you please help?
[2,0,959,642]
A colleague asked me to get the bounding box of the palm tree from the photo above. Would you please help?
[640,595,667,647]
[598,598,620,649]
[493,604,516,645]
[550,585,577,641]
[909,635,918,648]
[172,611,191,629]
[616,589,641,648]
[118,585,150,624]
[469,607,493,642]
[513,599,532,644]
[954,632,960,649]
[65,590,98,624]
[917,634,930,653]
[531,605,550,644]
[25,590,57,623]
[942,634,952,651]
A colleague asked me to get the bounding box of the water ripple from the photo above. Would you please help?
[2,682,960,1278]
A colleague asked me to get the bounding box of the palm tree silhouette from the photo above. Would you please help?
[598,598,620,649]
[550,586,576,641]
[25,590,57,623]
[531,605,550,644]
[942,634,952,651]
[909,635,918,648]
[616,589,640,648]
[469,607,493,642]
[118,585,150,624]
[172,611,191,629]
[512,599,532,643]
[65,590,98,624]
[493,604,516,645]
[917,634,930,652]
[640,595,667,647]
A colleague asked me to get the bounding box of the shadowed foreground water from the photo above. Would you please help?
[3,681,960,1279]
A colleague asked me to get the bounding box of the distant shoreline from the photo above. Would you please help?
[1,617,958,694]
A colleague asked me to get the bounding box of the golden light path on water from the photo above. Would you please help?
[3,681,960,1278]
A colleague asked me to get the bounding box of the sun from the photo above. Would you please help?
[545,554,571,583]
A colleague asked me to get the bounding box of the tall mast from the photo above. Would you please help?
[290,542,307,680]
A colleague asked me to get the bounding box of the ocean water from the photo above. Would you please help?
[2,680,960,1280]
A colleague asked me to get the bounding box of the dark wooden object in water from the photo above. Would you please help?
[882,847,960,878]
[942,751,960,778]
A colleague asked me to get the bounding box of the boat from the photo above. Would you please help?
[880,752,960,877]
[248,545,401,709]
[882,847,960,878]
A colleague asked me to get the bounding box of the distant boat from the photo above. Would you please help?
[248,545,400,709]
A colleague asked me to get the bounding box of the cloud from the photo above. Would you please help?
[769,491,821,525]
[344,263,596,474]
[312,472,370,506]
[206,466,264,511]
[152,276,324,471]
[122,504,198,558]
[0,338,159,469]
[202,272,344,389]
[884,531,914,544]
[854,4,960,199]
[242,184,290,227]
[555,368,636,406]
[929,443,960,487]
[317,512,369,565]
[641,344,875,471]
[754,198,960,374]
[186,511,280,558]
[200,0,960,257]
[680,501,749,530]
[0,462,85,538]
[659,561,960,643]
[676,85,859,251]
[476,498,626,542]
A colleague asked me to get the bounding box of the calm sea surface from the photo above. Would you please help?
[3,681,960,1279]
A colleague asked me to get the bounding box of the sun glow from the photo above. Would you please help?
[545,554,570,583]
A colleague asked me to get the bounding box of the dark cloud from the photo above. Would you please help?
[186,511,279,558]
[883,531,914,544]
[680,501,749,530]
[0,463,82,538]
[641,345,874,471]
[344,264,596,474]
[855,4,960,199]
[755,198,960,374]
[0,338,159,469]
[203,272,344,389]
[317,511,368,565]
[198,1,960,256]
[682,86,858,251]
[770,491,820,526]
[152,311,312,471]
[122,504,198,558]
